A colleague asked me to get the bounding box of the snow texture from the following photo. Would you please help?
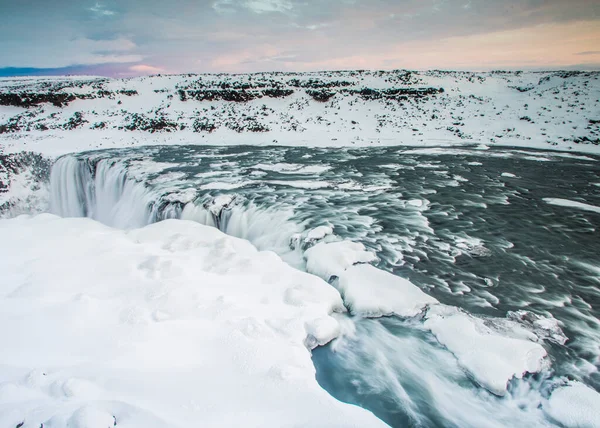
[304,240,378,281]
[336,264,439,317]
[545,381,600,428]
[0,214,385,428]
[1,70,599,157]
[424,305,548,396]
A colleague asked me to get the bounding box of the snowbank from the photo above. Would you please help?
[0,214,386,428]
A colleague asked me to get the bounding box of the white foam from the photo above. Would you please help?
[501,172,517,178]
[253,163,330,174]
[543,198,600,214]
[200,181,251,190]
[266,180,331,189]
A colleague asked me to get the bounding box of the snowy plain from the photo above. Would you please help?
[1,70,599,157]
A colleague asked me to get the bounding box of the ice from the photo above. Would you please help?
[304,240,377,281]
[336,264,439,317]
[424,305,548,396]
[501,172,517,178]
[543,198,600,214]
[0,214,385,428]
[545,381,600,428]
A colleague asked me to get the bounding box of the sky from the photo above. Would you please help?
[1,0,599,77]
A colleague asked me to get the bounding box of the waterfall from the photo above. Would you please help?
[48,155,305,268]
[49,156,155,229]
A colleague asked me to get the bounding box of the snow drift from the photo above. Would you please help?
[0,214,386,428]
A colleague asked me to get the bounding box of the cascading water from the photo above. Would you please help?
[50,156,154,229]
[44,145,600,427]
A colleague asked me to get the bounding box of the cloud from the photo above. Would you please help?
[129,64,164,74]
[89,2,115,16]
[576,51,600,56]
[1,0,599,74]
[293,22,333,31]
[0,37,141,68]
[213,0,293,14]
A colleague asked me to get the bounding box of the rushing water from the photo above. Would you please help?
[47,144,600,427]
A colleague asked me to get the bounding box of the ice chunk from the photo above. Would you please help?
[545,381,600,427]
[336,264,438,317]
[424,305,548,396]
[304,240,377,281]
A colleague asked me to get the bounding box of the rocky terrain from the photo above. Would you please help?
[0,70,598,156]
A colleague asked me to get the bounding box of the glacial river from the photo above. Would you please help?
[48,144,600,427]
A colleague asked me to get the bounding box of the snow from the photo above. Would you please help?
[544,381,600,428]
[424,305,548,396]
[0,214,385,428]
[543,198,600,214]
[305,225,334,242]
[0,166,48,217]
[2,70,600,157]
[336,264,439,317]
[304,240,378,281]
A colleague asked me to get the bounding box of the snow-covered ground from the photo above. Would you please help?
[1,70,599,157]
[0,214,386,428]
